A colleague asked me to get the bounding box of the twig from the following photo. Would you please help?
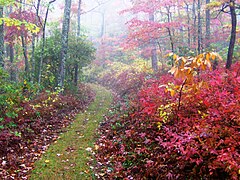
[177,78,187,112]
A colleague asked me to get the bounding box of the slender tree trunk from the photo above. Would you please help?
[74,63,78,86]
[21,35,30,76]
[149,13,158,71]
[100,12,105,38]
[157,41,164,71]
[185,3,191,47]
[166,7,174,66]
[167,28,174,66]
[192,0,197,52]
[74,0,82,86]
[77,0,81,37]
[19,0,29,78]
[5,6,16,80]
[205,0,211,49]
[31,0,41,82]
[0,6,4,68]
[58,0,72,88]
[177,1,184,49]
[197,0,202,54]
[38,0,56,84]
[9,45,16,81]
[226,0,237,69]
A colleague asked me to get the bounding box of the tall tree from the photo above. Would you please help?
[205,0,211,49]
[58,0,72,88]
[0,6,4,68]
[197,0,202,54]
[166,5,174,66]
[184,1,191,48]
[226,0,237,69]
[149,12,158,71]
[18,0,30,77]
[31,0,41,82]
[6,6,16,81]
[74,0,82,86]
[77,0,81,37]
[21,32,30,75]
[38,0,56,84]
[192,0,197,49]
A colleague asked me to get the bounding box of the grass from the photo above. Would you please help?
[30,84,112,180]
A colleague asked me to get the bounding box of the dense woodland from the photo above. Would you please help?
[0,0,239,179]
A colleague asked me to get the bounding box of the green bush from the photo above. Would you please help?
[34,29,96,90]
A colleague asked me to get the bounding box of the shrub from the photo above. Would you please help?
[94,62,240,179]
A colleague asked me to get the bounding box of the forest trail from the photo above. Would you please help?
[30,84,112,180]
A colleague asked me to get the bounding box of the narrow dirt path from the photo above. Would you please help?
[30,84,112,180]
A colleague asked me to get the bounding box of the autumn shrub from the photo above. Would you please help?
[94,62,240,179]
[0,69,21,120]
[95,59,153,98]
[0,69,40,121]
[0,82,95,175]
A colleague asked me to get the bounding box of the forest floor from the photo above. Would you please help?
[29,84,112,180]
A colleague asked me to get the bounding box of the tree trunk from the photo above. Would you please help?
[31,0,41,82]
[9,45,16,81]
[157,41,164,71]
[0,6,4,68]
[77,0,81,37]
[58,0,72,88]
[205,0,211,49]
[197,0,202,54]
[166,7,174,66]
[38,0,56,84]
[21,35,29,77]
[226,0,237,69]
[100,12,105,38]
[185,3,191,47]
[74,64,78,86]
[192,0,197,52]
[149,13,158,71]
[74,0,82,86]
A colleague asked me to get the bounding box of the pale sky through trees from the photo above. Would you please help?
[49,0,131,39]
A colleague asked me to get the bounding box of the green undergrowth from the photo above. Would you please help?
[30,84,112,180]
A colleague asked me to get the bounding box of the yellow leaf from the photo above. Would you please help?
[206,53,210,61]
[182,57,187,63]
[45,160,50,163]
[95,145,99,150]
[195,58,200,67]
[157,122,162,130]
[170,89,175,97]
[211,53,216,60]
[205,59,211,68]
[201,64,207,71]
[199,54,204,58]
[169,67,176,74]
[174,68,179,78]
[173,54,177,60]
[180,59,185,69]
[165,52,173,58]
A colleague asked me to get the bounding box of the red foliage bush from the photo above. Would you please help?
[94,62,240,179]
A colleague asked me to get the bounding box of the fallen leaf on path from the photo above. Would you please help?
[85,147,92,152]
